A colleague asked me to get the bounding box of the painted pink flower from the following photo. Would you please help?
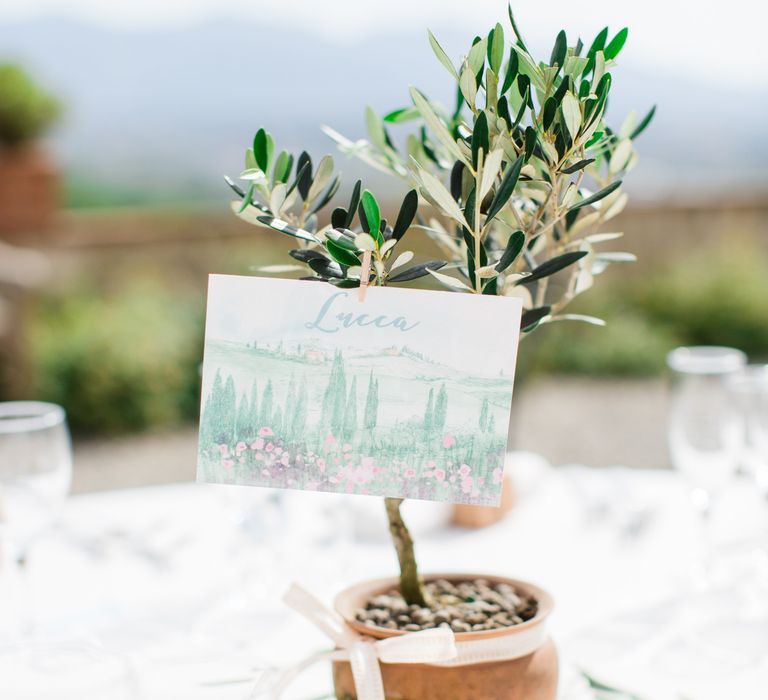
[238,456,245,464]
[258,427,274,437]
[325,434,337,445]
[372,466,381,476]
[362,456,375,469]
[280,453,290,466]
[250,438,264,450]
[218,444,229,457]
[459,463,471,478]
[461,475,474,494]
[345,452,353,461]
[449,475,457,484]
[425,459,436,468]
[317,458,326,473]
[235,442,247,457]
[274,446,283,456]
[255,453,264,462]
[434,469,446,482]
[492,468,504,485]
[334,457,341,465]
[266,442,274,452]
[222,458,234,470]
[442,434,455,449]
[261,468,270,477]
[343,443,352,452]
[404,468,416,478]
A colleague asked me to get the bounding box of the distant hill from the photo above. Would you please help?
[0,18,766,204]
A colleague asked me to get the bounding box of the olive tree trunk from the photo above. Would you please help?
[384,497,427,606]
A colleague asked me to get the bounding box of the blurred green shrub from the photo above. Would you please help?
[521,245,768,377]
[520,309,678,377]
[0,64,60,146]
[632,247,768,360]
[27,280,203,434]
[18,243,768,436]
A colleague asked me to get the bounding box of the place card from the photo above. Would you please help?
[197,274,522,505]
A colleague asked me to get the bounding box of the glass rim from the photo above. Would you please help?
[0,401,67,434]
[666,346,747,375]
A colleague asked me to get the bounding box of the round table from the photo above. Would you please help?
[1,453,766,699]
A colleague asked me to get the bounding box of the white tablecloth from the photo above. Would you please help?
[1,453,766,699]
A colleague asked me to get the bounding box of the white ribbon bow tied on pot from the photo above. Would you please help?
[251,583,549,700]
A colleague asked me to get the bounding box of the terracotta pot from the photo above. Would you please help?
[332,573,557,700]
[451,474,516,528]
[0,143,59,234]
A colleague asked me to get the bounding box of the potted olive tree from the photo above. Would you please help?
[0,64,61,234]
[226,7,653,699]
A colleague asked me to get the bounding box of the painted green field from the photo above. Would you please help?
[198,339,513,504]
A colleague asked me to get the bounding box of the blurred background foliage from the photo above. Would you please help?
[27,277,204,434]
[0,63,59,146]
[16,235,767,435]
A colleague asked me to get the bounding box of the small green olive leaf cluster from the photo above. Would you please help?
[227,4,655,336]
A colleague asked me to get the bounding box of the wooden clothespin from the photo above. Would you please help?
[358,249,372,303]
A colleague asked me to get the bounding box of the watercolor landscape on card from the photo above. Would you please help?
[197,274,522,505]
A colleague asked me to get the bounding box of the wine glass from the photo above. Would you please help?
[728,365,768,588]
[666,347,746,582]
[730,365,768,495]
[0,401,72,637]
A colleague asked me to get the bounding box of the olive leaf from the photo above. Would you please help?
[427,268,474,292]
[428,29,459,79]
[388,260,447,283]
[361,190,383,245]
[495,230,525,272]
[392,189,419,241]
[517,251,589,285]
[307,155,334,202]
[256,216,319,243]
[325,240,361,267]
[409,87,466,164]
[568,181,622,212]
[411,159,471,230]
[630,105,656,140]
[561,92,582,139]
[485,155,523,223]
[521,306,551,332]
[604,28,629,60]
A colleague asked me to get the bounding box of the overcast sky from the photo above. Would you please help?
[2,0,765,89]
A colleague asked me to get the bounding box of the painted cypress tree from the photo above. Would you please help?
[364,371,377,430]
[260,379,273,428]
[423,387,434,434]
[342,376,358,441]
[487,413,495,435]
[272,405,283,435]
[248,380,258,432]
[479,398,489,433]
[200,369,223,447]
[284,375,296,439]
[322,351,343,428]
[292,382,308,438]
[236,393,251,441]
[330,353,347,437]
[434,384,447,433]
[221,375,237,444]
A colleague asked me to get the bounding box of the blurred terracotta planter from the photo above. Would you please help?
[452,473,516,528]
[0,143,59,234]
[332,573,557,700]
